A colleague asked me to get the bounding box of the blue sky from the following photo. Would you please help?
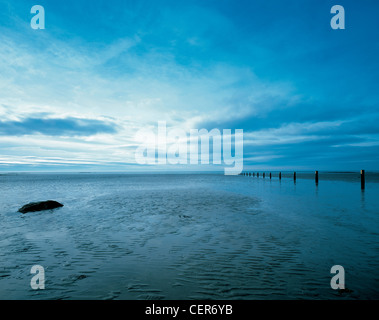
[0,0,378,172]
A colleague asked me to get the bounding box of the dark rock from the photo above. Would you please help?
[18,200,63,214]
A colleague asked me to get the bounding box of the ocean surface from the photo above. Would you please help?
[0,172,379,300]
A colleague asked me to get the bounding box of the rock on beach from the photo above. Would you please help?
[18,200,64,214]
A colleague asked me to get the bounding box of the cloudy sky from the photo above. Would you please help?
[0,0,378,172]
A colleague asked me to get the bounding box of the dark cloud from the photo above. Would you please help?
[0,117,117,136]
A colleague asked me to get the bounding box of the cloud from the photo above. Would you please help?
[0,0,379,171]
[0,116,117,136]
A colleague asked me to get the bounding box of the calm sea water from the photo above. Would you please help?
[0,172,378,300]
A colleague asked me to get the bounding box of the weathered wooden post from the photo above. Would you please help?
[294,171,296,182]
[270,172,272,179]
[249,172,251,176]
[361,170,365,190]
[263,172,265,178]
[279,172,281,180]
[315,171,319,185]
[257,172,259,178]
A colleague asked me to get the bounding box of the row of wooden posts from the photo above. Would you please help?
[240,170,366,189]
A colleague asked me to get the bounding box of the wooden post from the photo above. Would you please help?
[270,172,272,179]
[253,172,255,177]
[294,172,296,182]
[361,170,365,190]
[249,172,251,176]
[263,172,265,178]
[257,172,259,178]
[315,171,319,185]
[279,172,281,180]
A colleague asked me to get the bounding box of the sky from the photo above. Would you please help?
[0,0,379,172]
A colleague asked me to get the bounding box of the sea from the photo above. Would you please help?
[0,172,378,300]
